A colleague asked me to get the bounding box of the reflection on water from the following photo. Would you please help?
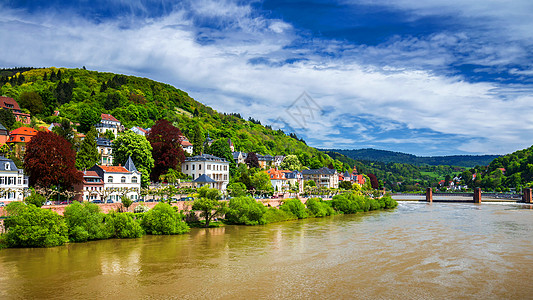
[1,203,533,299]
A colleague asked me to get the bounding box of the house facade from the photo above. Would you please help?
[181,154,229,191]
[266,168,289,192]
[73,170,105,202]
[179,135,193,155]
[131,126,149,136]
[89,157,141,202]
[7,126,40,158]
[96,113,121,137]
[257,154,274,169]
[96,137,113,166]
[0,96,31,124]
[0,123,9,145]
[0,156,28,202]
[232,151,247,165]
[301,167,339,189]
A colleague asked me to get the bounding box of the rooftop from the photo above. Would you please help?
[186,154,228,163]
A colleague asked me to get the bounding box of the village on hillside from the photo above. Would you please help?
[0,95,370,206]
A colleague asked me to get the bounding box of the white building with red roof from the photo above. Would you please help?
[96,113,121,137]
[88,156,141,202]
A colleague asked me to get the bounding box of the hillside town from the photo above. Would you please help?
[0,95,369,206]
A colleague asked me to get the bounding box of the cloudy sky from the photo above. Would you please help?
[1,0,532,156]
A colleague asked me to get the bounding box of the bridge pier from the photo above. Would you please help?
[426,188,433,203]
[523,188,532,203]
[473,188,482,203]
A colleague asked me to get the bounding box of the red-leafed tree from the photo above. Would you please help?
[245,152,260,168]
[24,131,83,188]
[367,173,380,190]
[147,119,186,182]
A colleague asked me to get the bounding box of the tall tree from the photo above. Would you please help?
[18,91,44,115]
[52,118,75,145]
[205,138,235,171]
[280,155,302,171]
[245,152,260,169]
[367,173,380,190]
[0,108,16,130]
[191,123,204,155]
[147,119,185,182]
[191,186,226,228]
[112,130,154,187]
[24,131,83,188]
[78,104,100,133]
[76,127,99,170]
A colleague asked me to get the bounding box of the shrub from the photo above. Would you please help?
[105,212,144,239]
[264,207,297,223]
[24,192,46,207]
[2,202,68,247]
[332,192,398,214]
[305,198,335,217]
[226,196,266,225]
[280,198,308,219]
[141,203,189,235]
[63,201,110,242]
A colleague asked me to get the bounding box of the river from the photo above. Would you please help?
[1,202,533,299]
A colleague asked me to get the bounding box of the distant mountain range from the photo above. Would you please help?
[321,148,500,168]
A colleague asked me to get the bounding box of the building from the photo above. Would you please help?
[284,170,304,193]
[181,154,229,191]
[96,137,113,166]
[301,167,339,189]
[0,96,31,124]
[228,138,235,152]
[73,170,104,202]
[0,123,9,145]
[179,135,194,155]
[274,155,285,168]
[0,156,28,202]
[96,113,121,137]
[89,157,141,202]
[7,126,40,158]
[232,151,247,165]
[131,126,149,136]
[266,168,289,192]
[257,154,274,169]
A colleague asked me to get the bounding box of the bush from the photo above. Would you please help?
[280,198,308,219]
[24,192,46,207]
[225,196,266,225]
[305,198,335,217]
[141,203,190,235]
[2,202,68,247]
[105,212,144,239]
[332,192,398,214]
[264,207,297,224]
[63,201,110,242]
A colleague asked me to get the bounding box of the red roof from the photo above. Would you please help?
[82,170,100,178]
[101,113,120,122]
[8,127,39,143]
[266,168,287,180]
[99,165,130,173]
[0,96,21,111]
[181,140,193,147]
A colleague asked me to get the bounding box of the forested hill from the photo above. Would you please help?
[323,148,499,167]
[0,67,347,170]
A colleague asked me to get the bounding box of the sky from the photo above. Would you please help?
[1,0,532,156]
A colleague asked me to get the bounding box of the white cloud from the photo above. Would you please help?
[0,1,532,155]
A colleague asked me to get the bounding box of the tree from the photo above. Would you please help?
[24,131,83,188]
[191,186,226,227]
[3,202,68,248]
[18,91,44,115]
[280,155,302,171]
[78,104,100,133]
[147,119,185,182]
[121,195,133,212]
[228,182,247,197]
[191,123,204,155]
[0,108,16,130]
[76,127,99,170]
[225,196,266,225]
[339,181,353,190]
[251,171,272,192]
[112,130,154,187]
[367,173,380,189]
[141,202,190,235]
[24,191,46,207]
[52,118,75,145]
[63,201,110,242]
[245,152,260,168]
[206,138,235,171]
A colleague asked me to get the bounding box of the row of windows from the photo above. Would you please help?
[0,176,24,186]
[191,174,228,181]
[107,176,138,183]
[185,164,228,171]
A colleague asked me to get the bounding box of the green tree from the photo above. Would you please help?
[76,127,99,170]
[339,181,353,190]
[112,131,154,187]
[18,91,44,115]
[191,186,226,227]
[206,138,235,171]
[305,197,334,217]
[280,155,302,171]
[252,171,273,192]
[24,191,46,207]
[191,123,204,155]
[78,104,100,133]
[225,196,266,225]
[63,202,110,242]
[52,119,75,145]
[227,182,247,197]
[104,212,144,239]
[121,195,133,212]
[280,198,308,219]
[2,202,68,248]
[141,202,190,235]
[0,108,16,130]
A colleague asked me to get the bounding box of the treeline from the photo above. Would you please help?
[0,67,342,171]
[326,148,499,167]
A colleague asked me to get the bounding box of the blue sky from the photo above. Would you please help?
[1,0,533,156]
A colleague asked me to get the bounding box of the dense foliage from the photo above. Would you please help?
[112,130,154,187]
[279,198,308,219]
[63,202,110,242]
[2,202,68,247]
[225,196,267,225]
[104,212,144,239]
[147,119,185,182]
[141,203,190,235]
[332,192,398,213]
[305,198,335,217]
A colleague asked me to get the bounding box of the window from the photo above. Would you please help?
[108,176,113,183]
[186,165,189,171]
[121,176,126,183]
[132,176,138,183]
[207,165,211,170]
[20,137,25,142]
[199,164,202,170]
[4,163,9,170]
[192,165,195,171]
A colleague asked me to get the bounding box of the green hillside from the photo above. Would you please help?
[0,67,342,170]
[324,148,499,167]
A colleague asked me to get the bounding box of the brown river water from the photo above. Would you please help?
[1,202,533,299]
